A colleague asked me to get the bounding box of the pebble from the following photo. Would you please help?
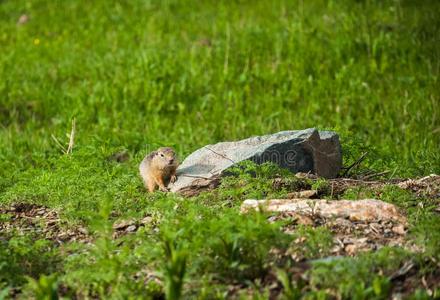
[126,225,137,232]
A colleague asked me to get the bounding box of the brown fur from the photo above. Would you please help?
[139,147,179,192]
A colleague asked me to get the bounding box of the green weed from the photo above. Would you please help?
[308,247,410,299]
[290,226,334,260]
[276,266,308,300]
[26,274,59,300]
[159,232,188,300]
[0,233,60,289]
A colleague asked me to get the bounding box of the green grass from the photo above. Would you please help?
[1,0,440,298]
[1,0,439,176]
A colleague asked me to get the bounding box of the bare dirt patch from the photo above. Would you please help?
[0,202,90,244]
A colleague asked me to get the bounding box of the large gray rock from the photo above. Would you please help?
[169,128,342,194]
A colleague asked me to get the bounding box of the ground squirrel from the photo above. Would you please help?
[139,147,179,192]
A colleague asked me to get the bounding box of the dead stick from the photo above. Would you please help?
[362,170,390,180]
[330,182,334,200]
[51,134,67,153]
[342,152,368,177]
[205,146,236,164]
[66,118,76,154]
[361,169,375,177]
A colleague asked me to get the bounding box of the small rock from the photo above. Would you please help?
[78,227,88,234]
[113,218,136,230]
[126,225,137,232]
[356,237,369,244]
[392,224,405,235]
[267,215,278,223]
[288,190,317,198]
[388,240,402,247]
[294,237,307,243]
[294,214,314,226]
[344,244,358,255]
[283,228,295,235]
[369,223,382,233]
[344,240,371,255]
[355,224,368,229]
[141,216,153,225]
[329,218,353,228]
[330,245,343,253]
[46,219,58,226]
[295,173,318,179]
[58,232,69,241]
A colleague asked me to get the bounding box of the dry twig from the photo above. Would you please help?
[342,152,368,177]
[362,170,390,180]
[51,118,76,154]
[65,118,76,154]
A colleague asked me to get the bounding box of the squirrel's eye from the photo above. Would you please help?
[160,153,164,157]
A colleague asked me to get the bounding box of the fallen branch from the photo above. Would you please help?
[331,182,334,200]
[362,170,390,180]
[342,152,368,177]
[360,169,375,177]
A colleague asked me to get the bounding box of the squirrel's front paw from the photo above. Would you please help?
[170,175,177,183]
[159,186,169,192]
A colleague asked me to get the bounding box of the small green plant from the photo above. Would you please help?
[197,210,293,284]
[275,266,307,300]
[0,287,11,300]
[291,226,334,259]
[407,289,438,300]
[218,161,296,202]
[225,160,291,179]
[311,178,330,196]
[63,198,162,298]
[410,216,440,273]
[371,276,392,300]
[160,232,188,300]
[308,248,409,299]
[0,233,60,288]
[339,186,376,200]
[26,274,59,300]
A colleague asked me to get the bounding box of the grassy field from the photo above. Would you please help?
[1,0,439,298]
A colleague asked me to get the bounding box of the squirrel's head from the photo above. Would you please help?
[156,147,179,168]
